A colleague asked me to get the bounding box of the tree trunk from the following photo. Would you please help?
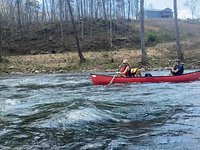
[140,0,147,65]
[95,0,99,18]
[135,0,139,20]
[42,0,47,22]
[122,0,126,19]
[76,0,81,19]
[35,3,39,23]
[127,0,131,20]
[90,0,93,18]
[45,0,50,20]
[173,0,184,61]
[102,0,107,20]
[59,0,64,42]
[51,0,56,22]
[109,0,112,47]
[67,0,86,63]
[80,0,84,39]
[0,13,2,62]
[83,0,86,18]
[16,0,23,36]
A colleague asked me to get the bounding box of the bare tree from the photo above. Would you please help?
[59,0,64,42]
[134,0,139,20]
[185,0,199,19]
[42,0,47,22]
[174,0,184,61]
[67,0,86,63]
[80,0,84,39]
[33,0,40,23]
[50,0,56,21]
[0,13,2,62]
[45,0,51,20]
[127,0,131,20]
[140,0,147,65]
[76,0,81,19]
[109,0,112,47]
[90,0,94,18]
[16,0,23,36]
[102,0,107,20]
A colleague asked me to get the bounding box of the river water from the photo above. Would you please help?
[0,71,200,150]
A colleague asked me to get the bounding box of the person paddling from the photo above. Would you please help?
[117,59,131,77]
[166,59,184,76]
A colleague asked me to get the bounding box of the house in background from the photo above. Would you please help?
[144,8,173,19]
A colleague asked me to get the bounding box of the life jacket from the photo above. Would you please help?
[121,65,131,77]
[131,68,141,77]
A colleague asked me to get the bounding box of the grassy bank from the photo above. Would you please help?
[0,45,200,75]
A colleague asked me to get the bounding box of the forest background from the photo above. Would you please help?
[0,0,200,74]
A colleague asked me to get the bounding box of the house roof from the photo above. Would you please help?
[161,8,172,12]
[145,9,162,12]
[145,7,172,12]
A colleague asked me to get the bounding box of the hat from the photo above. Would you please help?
[122,59,128,64]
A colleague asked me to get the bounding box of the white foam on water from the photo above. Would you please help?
[0,99,19,114]
[65,108,104,123]
[31,107,125,128]
[80,143,104,150]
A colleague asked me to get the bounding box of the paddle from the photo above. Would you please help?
[108,75,116,85]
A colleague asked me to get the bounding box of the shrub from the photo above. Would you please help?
[146,30,159,45]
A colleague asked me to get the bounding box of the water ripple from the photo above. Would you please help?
[0,72,200,149]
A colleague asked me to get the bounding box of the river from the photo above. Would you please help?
[0,71,200,150]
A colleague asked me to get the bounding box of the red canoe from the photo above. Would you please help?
[90,71,200,85]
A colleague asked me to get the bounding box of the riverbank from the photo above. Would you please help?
[0,44,200,75]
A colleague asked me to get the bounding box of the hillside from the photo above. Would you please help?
[2,19,181,55]
[2,20,141,55]
[0,19,200,74]
[2,19,200,55]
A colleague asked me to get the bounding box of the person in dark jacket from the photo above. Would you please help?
[170,59,184,76]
